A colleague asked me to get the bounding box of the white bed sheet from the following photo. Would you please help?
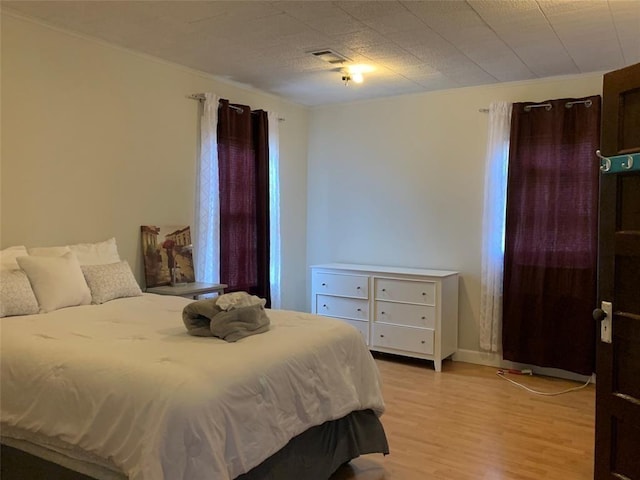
[0,294,385,480]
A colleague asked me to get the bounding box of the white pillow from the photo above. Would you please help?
[17,252,92,313]
[81,261,142,304]
[69,238,120,266]
[0,246,29,270]
[28,246,71,257]
[0,269,39,317]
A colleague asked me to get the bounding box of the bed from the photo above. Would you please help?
[0,244,388,480]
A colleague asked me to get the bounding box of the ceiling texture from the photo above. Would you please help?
[3,1,640,106]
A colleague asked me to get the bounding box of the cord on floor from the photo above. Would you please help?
[496,369,592,396]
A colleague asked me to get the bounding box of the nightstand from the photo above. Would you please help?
[146,282,227,299]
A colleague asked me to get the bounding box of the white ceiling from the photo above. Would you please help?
[3,1,639,106]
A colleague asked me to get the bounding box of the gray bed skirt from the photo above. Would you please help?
[1,409,389,480]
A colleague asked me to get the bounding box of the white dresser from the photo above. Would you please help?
[310,263,458,372]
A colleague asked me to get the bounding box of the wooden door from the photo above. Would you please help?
[594,62,640,480]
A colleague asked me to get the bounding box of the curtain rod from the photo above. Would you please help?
[188,94,285,121]
[479,99,593,113]
[565,99,593,109]
[188,94,243,113]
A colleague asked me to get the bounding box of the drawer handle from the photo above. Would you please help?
[381,311,385,315]
[421,316,426,320]
[357,286,361,290]
[322,283,326,286]
[357,308,362,312]
[382,288,386,292]
[380,334,384,338]
[421,340,426,344]
[322,304,327,308]
[422,292,426,296]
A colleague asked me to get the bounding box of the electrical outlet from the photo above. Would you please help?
[601,301,612,344]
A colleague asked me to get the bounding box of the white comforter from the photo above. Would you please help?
[0,294,385,480]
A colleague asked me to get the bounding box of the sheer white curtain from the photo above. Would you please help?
[268,112,281,308]
[194,93,220,284]
[479,101,512,352]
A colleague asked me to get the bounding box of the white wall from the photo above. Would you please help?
[0,14,310,311]
[307,74,604,354]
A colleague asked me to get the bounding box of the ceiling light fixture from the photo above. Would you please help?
[341,64,374,86]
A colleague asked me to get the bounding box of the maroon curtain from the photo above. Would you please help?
[217,99,271,306]
[502,96,601,375]
[252,109,270,305]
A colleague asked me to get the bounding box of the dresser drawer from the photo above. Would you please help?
[375,301,435,329]
[375,278,435,305]
[313,272,368,299]
[342,319,369,345]
[372,323,434,355]
[316,295,369,321]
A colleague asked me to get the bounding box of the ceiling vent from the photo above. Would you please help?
[310,49,351,65]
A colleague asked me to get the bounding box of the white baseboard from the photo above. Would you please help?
[452,349,595,384]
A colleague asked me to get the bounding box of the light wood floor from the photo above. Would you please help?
[332,355,595,480]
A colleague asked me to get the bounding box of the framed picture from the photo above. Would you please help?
[141,225,195,288]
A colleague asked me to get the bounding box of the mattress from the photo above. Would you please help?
[0,294,385,480]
